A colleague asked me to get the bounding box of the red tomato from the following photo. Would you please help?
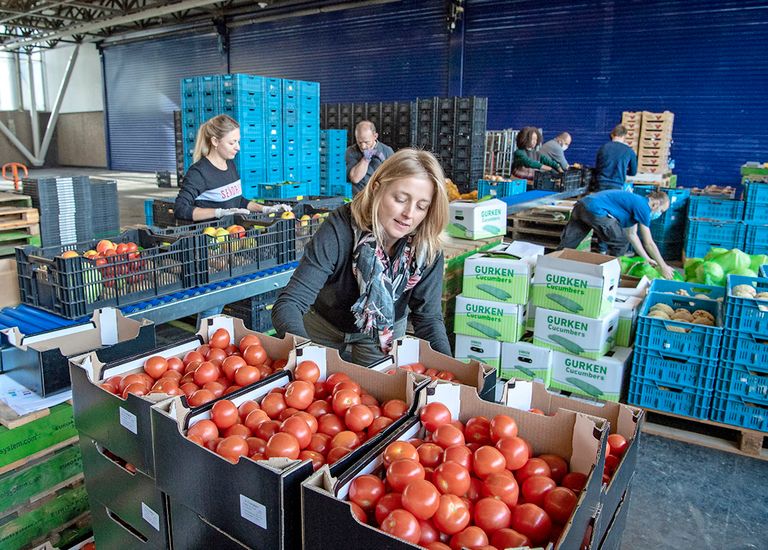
[238,334,262,353]
[179,382,199,398]
[464,416,492,446]
[292,411,318,433]
[495,437,529,471]
[435,370,455,381]
[521,475,557,506]
[491,528,531,549]
[449,526,488,550]
[333,380,362,394]
[433,461,471,496]
[317,413,345,437]
[443,445,473,471]
[537,453,568,484]
[510,503,552,545]
[223,424,251,438]
[473,445,507,479]
[543,486,578,524]
[419,402,452,432]
[221,355,247,380]
[418,518,440,546]
[306,399,331,417]
[299,450,325,471]
[608,433,629,457]
[489,414,518,443]
[402,479,441,520]
[238,400,260,420]
[284,380,315,410]
[216,436,249,463]
[280,416,312,449]
[368,416,394,437]
[210,400,240,430]
[375,492,403,525]
[244,409,270,431]
[345,404,374,431]
[265,432,300,459]
[474,497,512,534]
[206,348,228,366]
[382,399,408,420]
[417,443,444,468]
[243,345,267,366]
[187,389,215,407]
[382,441,419,466]
[183,350,205,365]
[432,494,470,535]
[433,424,465,449]
[261,392,287,419]
[387,459,426,493]
[349,501,367,523]
[426,543,451,550]
[193,362,219,386]
[197,344,211,358]
[246,437,266,456]
[254,420,281,440]
[348,474,385,511]
[515,458,552,484]
[209,328,231,349]
[294,360,321,383]
[360,393,379,407]
[381,509,421,544]
[481,472,519,507]
[307,432,332,455]
[333,389,362,417]
[560,472,588,493]
[203,381,226,398]
[188,419,219,443]
[605,453,620,475]
[144,356,168,379]
[233,365,260,387]
[331,430,360,451]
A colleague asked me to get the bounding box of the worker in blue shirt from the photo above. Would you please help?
[594,125,638,191]
[559,189,675,279]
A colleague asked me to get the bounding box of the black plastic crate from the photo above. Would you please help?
[16,228,196,319]
[563,168,583,191]
[261,196,346,211]
[223,289,281,333]
[533,170,563,190]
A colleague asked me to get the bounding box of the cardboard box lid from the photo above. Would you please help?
[538,249,622,276]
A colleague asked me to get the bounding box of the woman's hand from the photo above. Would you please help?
[541,165,552,171]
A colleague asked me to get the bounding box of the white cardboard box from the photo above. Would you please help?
[549,347,634,402]
[533,307,619,360]
[447,199,507,240]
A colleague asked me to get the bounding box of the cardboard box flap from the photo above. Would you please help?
[540,249,621,272]
[617,275,651,298]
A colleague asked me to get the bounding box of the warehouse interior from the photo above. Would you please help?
[0,1,767,549]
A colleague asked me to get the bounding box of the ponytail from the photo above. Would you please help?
[192,114,239,163]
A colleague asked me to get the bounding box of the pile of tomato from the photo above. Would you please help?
[345,402,623,549]
[386,362,457,382]
[97,329,286,404]
[185,362,411,468]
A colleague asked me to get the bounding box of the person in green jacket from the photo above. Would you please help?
[512,126,563,180]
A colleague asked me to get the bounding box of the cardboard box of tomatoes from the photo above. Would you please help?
[1,308,156,397]
[151,337,427,550]
[380,335,497,401]
[79,433,169,547]
[302,382,609,549]
[69,315,305,478]
[502,380,644,544]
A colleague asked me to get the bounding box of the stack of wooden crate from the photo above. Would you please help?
[638,111,674,174]
[0,192,40,257]
[508,201,593,251]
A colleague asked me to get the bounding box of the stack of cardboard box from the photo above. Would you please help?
[638,111,674,174]
[620,111,642,154]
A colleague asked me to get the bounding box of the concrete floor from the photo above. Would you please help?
[19,169,768,550]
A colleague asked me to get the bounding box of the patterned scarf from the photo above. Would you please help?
[351,225,425,352]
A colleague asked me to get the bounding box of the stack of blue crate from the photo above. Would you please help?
[320,130,349,197]
[742,180,768,255]
[632,185,689,260]
[282,80,321,195]
[712,275,768,432]
[684,195,745,259]
[627,280,724,420]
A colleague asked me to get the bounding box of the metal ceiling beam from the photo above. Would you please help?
[0,1,80,25]
[2,0,221,51]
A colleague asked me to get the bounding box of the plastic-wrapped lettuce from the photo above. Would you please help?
[621,257,683,280]
[683,248,767,286]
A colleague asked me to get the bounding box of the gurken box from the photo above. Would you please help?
[533,307,619,360]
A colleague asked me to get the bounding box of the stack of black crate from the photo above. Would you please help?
[173,110,185,184]
[320,102,412,151]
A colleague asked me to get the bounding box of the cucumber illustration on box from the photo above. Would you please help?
[499,340,552,385]
[454,295,526,343]
[533,307,620,360]
[549,348,633,402]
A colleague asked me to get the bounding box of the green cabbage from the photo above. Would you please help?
[684,258,703,282]
[749,254,768,273]
[696,262,725,286]
[711,249,750,274]
[729,268,757,278]
[704,248,728,261]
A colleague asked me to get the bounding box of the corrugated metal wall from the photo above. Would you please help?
[103,0,768,184]
[462,0,768,185]
[102,33,226,170]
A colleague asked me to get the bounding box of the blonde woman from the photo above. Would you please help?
[174,114,290,221]
[272,148,451,365]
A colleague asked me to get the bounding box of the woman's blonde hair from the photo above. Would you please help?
[192,114,239,162]
[350,148,449,264]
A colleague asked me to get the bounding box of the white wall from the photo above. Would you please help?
[43,43,103,113]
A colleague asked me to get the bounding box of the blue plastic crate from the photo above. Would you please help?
[714,360,768,406]
[723,274,768,337]
[648,279,725,300]
[256,181,310,199]
[635,293,723,360]
[181,77,199,98]
[477,179,527,199]
[743,201,768,223]
[744,224,768,254]
[627,375,713,419]
[655,239,684,261]
[762,265,768,278]
[632,347,718,389]
[330,183,352,199]
[687,196,744,221]
[684,220,746,259]
[634,186,690,211]
[144,199,154,226]
[744,180,768,204]
[710,392,768,431]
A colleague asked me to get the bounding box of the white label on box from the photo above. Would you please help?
[119,407,138,434]
[100,307,119,345]
[240,494,267,529]
[503,380,534,410]
[141,502,160,531]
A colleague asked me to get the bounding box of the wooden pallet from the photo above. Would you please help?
[642,408,768,461]
[0,206,39,227]
[0,231,41,256]
[0,192,33,209]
